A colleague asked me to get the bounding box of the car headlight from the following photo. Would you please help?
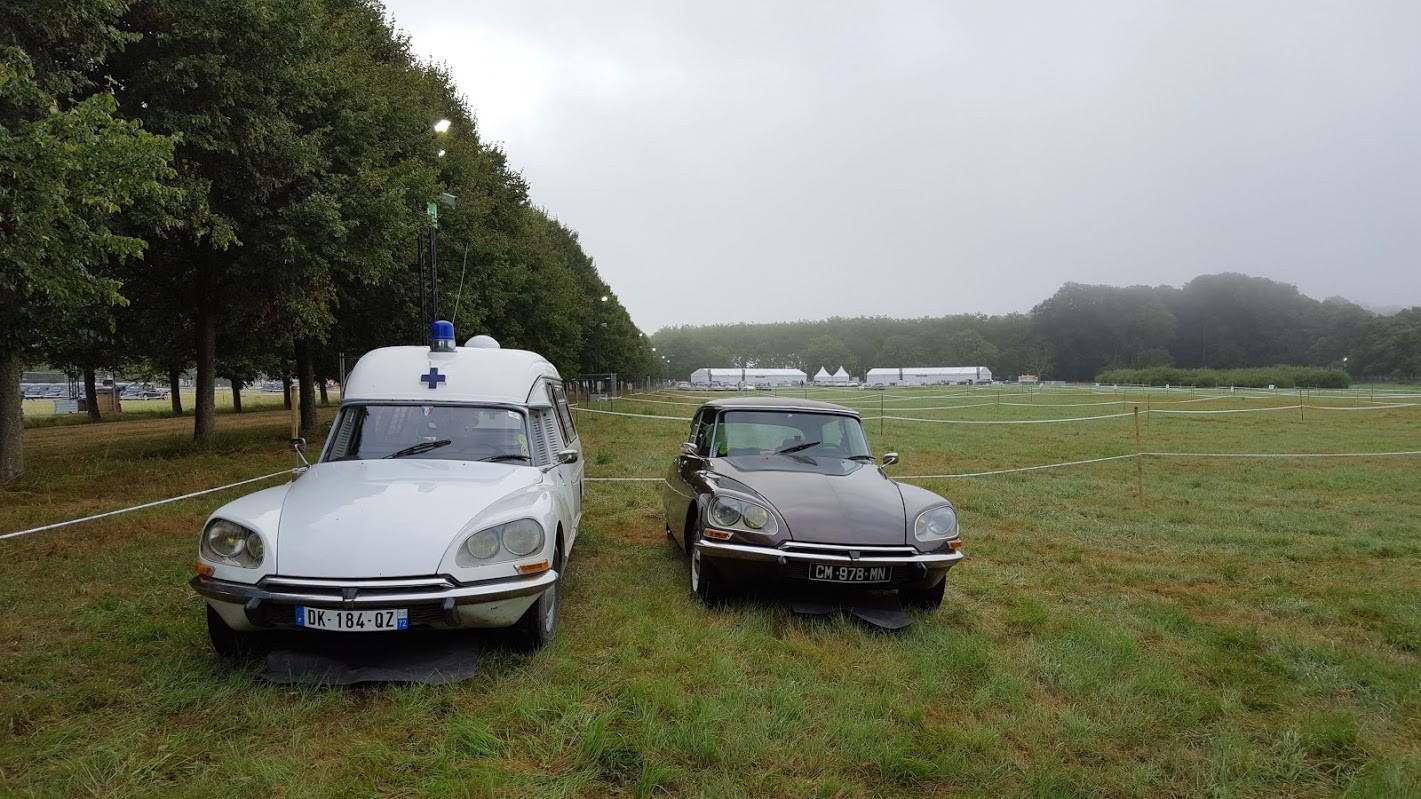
[500,519,545,557]
[914,506,959,541]
[202,519,266,568]
[465,529,501,560]
[709,497,742,527]
[741,503,770,530]
[457,518,546,565]
[708,496,778,536]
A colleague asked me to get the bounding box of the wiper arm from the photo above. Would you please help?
[847,454,876,461]
[385,439,452,459]
[478,454,531,463]
[776,440,821,454]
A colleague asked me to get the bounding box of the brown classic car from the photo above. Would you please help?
[660,397,964,607]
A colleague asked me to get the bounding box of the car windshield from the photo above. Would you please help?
[324,404,531,463]
[712,410,871,459]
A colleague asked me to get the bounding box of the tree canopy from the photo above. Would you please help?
[2,0,653,478]
[652,274,1417,384]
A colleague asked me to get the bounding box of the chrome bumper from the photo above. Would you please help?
[191,571,557,627]
[695,539,963,567]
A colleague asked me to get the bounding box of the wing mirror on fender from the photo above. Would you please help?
[680,442,699,458]
[881,452,898,465]
[556,449,580,465]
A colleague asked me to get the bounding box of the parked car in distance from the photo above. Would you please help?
[190,322,584,656]
[660,397,964,608]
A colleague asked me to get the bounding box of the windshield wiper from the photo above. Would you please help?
[478,454,531,463]
[847,454,876,461]
[385,439,452,459]
[776,440,821,454]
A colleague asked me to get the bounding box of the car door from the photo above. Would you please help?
[547,382,583,540]
[664,407,716,547]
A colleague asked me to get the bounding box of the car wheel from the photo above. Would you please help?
[901,577,946,610]
[688,523,727,607]
[511,543,562,652]
[205,604,268,658]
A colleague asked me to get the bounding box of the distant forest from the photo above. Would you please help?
[652,273,1421,382]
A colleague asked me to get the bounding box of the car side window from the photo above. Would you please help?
[549,383,577,442]
[693,410,716,456]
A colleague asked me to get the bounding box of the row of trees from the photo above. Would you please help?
[2,0,655,479]
[652,273,1419,383]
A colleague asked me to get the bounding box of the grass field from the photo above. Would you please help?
[21,389,318,423]
[2,385,1419,798]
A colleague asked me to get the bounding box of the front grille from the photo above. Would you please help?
[780,543,920,559]
[258,576,457,629]
[261,575,454,597]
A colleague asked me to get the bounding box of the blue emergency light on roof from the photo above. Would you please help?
[430,320,457,353]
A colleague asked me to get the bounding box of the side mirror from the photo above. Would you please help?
[881,452,898,466]
[290,437,310,467]
[680,442,699,457]
[556,448,580,465]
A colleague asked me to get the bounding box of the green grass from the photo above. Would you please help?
[20,389,311,426]
[2,385,1419,798]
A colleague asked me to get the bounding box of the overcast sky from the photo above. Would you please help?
[382,1,1420,333]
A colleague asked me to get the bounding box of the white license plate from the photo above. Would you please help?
[295,606,409,631]
[808,564,892,583]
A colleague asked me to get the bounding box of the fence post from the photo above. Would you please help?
[1299,387,1304,422]
[1134,405,1144,500]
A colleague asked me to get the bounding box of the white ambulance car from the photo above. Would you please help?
[190,323,583,654]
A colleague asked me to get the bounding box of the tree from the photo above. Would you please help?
[875,335,927,369]
[1,0,174,479]
[800,335,856,376]
[930,330,998,367]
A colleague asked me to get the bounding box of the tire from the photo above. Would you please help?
[901,576,946,610]
[206,604,268,658]
[511,542,562,652]
[688,522,728,607]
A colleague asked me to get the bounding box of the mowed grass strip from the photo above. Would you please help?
[1,390,1418,798]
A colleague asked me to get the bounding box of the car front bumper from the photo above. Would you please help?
[191,570,557,631]
[695,539,963,588]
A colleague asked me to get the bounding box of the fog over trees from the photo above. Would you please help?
[654,273,1420,384]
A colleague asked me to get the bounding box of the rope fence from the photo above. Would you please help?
[8,445,1420,541]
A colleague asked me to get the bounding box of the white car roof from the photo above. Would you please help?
[342,345,561,406]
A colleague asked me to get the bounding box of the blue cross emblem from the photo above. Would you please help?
[420,368,446,389]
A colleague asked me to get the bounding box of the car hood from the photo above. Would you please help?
[276,460,543,578]
[711,456,908,545]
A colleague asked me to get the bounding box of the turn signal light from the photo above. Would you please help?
[193,562,214,577]
[703,528,732,541]
[948,540,963,550]
[517,560,550,574]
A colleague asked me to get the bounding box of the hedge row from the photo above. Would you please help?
[1094,366,1351,389]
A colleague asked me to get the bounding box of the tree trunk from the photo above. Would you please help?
[230,378,243,413]
[295,339,317,436]
[0,348,23,481]
[318,380,328,406]
[84,367,101,421]
[168,366,183,414]
[282,377,292,410]
[193,307,217,444]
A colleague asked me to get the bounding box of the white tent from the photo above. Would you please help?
[865,366,993,385]
[689,367,806,387]
[832,367,851,385]
[812,367,832,384]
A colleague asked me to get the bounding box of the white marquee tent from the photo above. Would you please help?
[865,366,993,385]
